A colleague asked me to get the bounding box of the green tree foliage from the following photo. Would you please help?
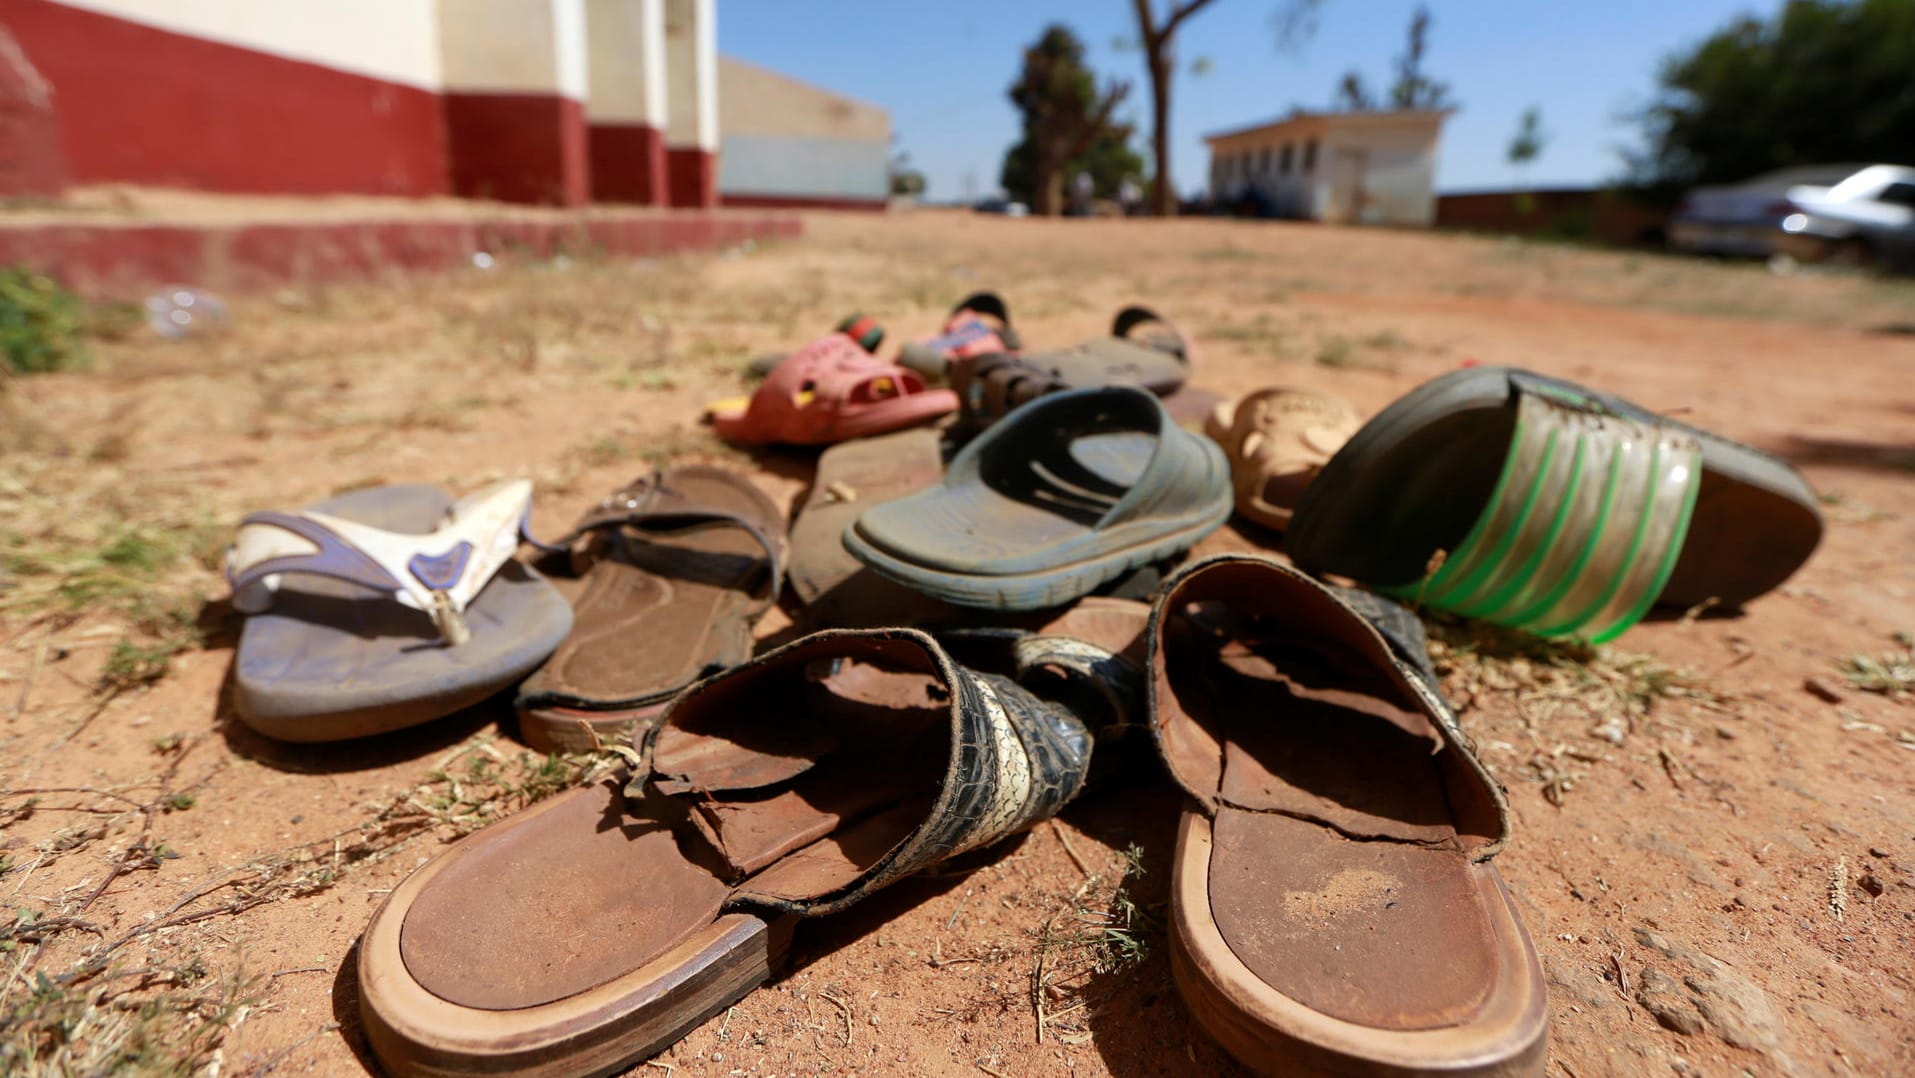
[999,25,1133,214]
[1631,0,1915,187]
[1330,4,1449,113]
[1388,5,1450,109]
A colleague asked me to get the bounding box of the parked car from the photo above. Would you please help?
[1671,163,1915,270]
[973,197,1029,217]
[1782,165,1915,271]
[1669,165,1863,258]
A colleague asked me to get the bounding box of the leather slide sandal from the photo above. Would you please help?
[1149,554,1547,1076]
[897,291,1020,380]
[1027,305,1193,397]
[515,466,786,754]
[708,331,957,446]
[1205,387,1362,531]
[1286,366,1823,643]
[787,426,958,629]
[225,481,572,742]
[360,627,1098,1077]
[844,386,1233,611]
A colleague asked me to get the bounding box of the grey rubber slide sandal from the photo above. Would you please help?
[226,482,573,742]
[1286,366,1822,643]
[843,385,1232,611]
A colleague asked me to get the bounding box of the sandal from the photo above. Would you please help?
[1286,366,1823,643]
[897,291,1020,380]
[1028,305,1192,396]
[224,481,572,742]
[787,426,956,629]
[360,628,1100,1076]
[1150,554,1547,1075]
[844,386,1232,610]
[1206,387,1362,530]
[708,332,957,445]
[514,466,786,753]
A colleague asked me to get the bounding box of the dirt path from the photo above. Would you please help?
[2,210,1912,1077]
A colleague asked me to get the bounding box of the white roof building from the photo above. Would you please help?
[1205,109,1450,226]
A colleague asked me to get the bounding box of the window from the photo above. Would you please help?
[1878,182,1915,208]
[1279,144,1295,175]
[1302,139,1319,172]
[1258,147,1272,175]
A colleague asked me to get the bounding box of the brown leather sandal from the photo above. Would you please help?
[361,628,1104,1077]
[1148,554,1547,1076]
[514,466,786,753]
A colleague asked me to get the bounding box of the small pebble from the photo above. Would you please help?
[1859,873,1885,897]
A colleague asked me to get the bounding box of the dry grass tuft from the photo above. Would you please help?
[1427,618,1730,805]
[1838,632,1915,698]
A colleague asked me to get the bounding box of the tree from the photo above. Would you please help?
[1506,106,1547,214]
[1387,4,1450,109]
[1629,0,1915,189]
[1129,1,1321,215]
[1333,71,1374,112]
[1001,25,1131,215]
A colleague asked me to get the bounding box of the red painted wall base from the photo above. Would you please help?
[666,147,718,209]
[445,93,589,207]
[588,123,667,206]
[0,209,802,297]
[0,0,447,196]
[0,24,67,197]
[721,193,887,213]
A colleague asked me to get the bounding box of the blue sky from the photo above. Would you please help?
[719,0,1785,199]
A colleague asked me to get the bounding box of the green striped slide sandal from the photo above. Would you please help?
[1286,367,1822,644]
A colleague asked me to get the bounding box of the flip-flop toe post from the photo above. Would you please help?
[514,466,787,753]
[1287,366,1822,643]
[226,480,572,742]
[1150,554,1547,1076]
[844,385,1232,610]
[361,628,1096,1077]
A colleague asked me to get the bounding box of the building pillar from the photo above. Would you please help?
[438,0,590,206]
[0,25,69,199]
[584,0,667,205]
[662,0,716,208]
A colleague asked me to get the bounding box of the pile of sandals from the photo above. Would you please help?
[223,291,1824,1078]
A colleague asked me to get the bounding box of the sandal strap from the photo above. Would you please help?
[226,479,536,645]
[637,629,1093,917]
[558,469,787,613]
[1111,304,1192,365]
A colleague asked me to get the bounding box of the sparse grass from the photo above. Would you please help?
[1426,616,1729,805]
[1029,841,1156,1046]
[0,268,88,375]
[1315,334,1358,367]
[0,735,622,1073]
[1838,632,1915,699]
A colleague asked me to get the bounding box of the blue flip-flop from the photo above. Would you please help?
[226,481,572,742]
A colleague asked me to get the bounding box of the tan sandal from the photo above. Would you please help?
[1148,554,1547,1076]
[1205,387,1360,530]
[362,627,1106,1077]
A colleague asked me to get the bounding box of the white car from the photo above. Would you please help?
[1782,164,1915,270]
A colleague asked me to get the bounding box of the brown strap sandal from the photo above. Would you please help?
[1149,554,1547,1076]
[514,465,786,752]
[948,350,1070,431]
[360,628,1106,1077]
[1205,387,1362,531]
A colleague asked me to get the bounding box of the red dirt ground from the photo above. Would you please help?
[3,209,1912,1077]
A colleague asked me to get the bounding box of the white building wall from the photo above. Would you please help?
[586,0,667,126]
[438,0,588,97]
[54,0,444,87]
[1322,122,1440,226]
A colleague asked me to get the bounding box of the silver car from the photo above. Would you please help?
[1669,164,1863,259]
[1781,164,1915,271]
